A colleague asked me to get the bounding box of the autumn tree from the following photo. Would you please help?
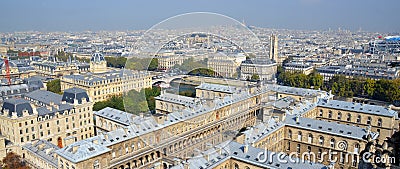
[2,152,30,169]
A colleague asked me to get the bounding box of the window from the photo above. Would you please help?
[347,113,351,121]
[367,117,372,125]
[234,163,239,169]
[357,115,361,123]
[328,111,332,118]
[93,160,100,169]
[318,149,322,159]
[288,130,292,139]
[297,144,301,153]
[297,132,302,141]
[319,110,323,117]
[330,138,335,148]
[319,136,324,145]
[354,143,360,154]
[308,134,313,143]
[377,118,382,127]
[337,112,342,120]
[112,151,115,158]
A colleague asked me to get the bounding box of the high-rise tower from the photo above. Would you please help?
[269,34,278,62]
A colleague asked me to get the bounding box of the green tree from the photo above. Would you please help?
[174,57,207,72]
[47,79,61,94]
[364,79,376,97]
[148,58,158,71]
[250,74,260,82]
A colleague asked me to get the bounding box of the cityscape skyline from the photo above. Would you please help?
[0,0,399,33]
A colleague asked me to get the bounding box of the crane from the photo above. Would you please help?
[2,55,11,85]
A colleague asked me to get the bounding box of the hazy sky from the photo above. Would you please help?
[0,0,399,33]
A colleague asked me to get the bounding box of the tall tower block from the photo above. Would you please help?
[269,34,278,62]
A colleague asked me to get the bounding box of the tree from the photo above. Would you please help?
[250,74,260,82]
[173,57,207,72]
[2,152,30,169]
[364,79,376,97]
[47,79,61,94]
[105,57,127,68]
[148,58,158,71]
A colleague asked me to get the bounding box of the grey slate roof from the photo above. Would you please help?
[270,84,331,99]
[317,99,398,118]
[62,87,89,104]
[195,83,235,93]
[22,140,60,167]
[1,98,33,117]
[55,139,111,163]
[155,93,198,108]
[171,141,328,169]
[284,115,379,140]
[25,90,63,105]
[94,107,136,126]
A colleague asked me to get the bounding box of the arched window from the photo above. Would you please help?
[319,110,323,117]
[367,117,372,125]
[377,118,382,127]
[330,138,335,148]
[308,134,313,143]
[297,131,302,141]
[297,144,301,153]
[347,113,351,121]
[234,163,239,169]
[354,143,360,154]
[357,115,361,123]
[337,112,342,120]
[288,130,292,139]
[93,160,100,169]
[319,136,324,145]
[328,111,333,118]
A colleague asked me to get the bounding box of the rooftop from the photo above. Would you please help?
[94,107,136,126]
[22,140,60,167]
[284,115,378,140]
[317,99,398,118]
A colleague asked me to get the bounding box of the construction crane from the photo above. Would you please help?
[2,55,11,85]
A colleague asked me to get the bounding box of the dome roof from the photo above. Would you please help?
[91,53,105,63]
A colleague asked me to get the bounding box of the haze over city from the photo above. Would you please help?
[0,0,399,32]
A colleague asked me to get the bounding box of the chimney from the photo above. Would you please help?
[93,139,99,145]
[72,145,79,153]
[295,115,300,123]
[81,98,87,104]
[243,144,249,153]
[123,127,128,134]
